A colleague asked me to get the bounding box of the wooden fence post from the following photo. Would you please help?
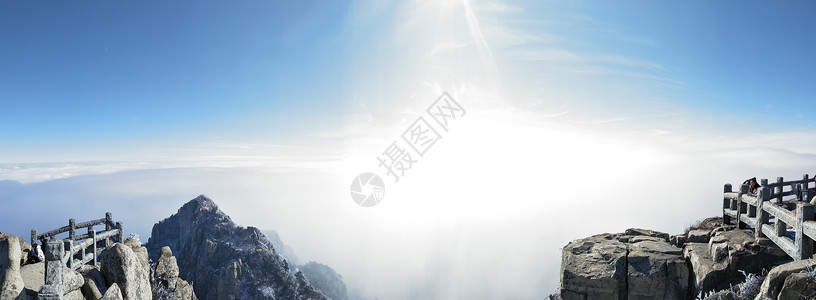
[756,187,770,239]
[796,203,814,260]
[724,184,733,224]
[777,177,785,203]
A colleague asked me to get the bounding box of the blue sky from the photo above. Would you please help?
[2,1,816,162]
[3,1,816,299]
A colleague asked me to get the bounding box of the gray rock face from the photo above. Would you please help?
[682,228,791,296]
[627,240,689,299]
[755,258,816,300]
[101,283,123,300]
[0,235,24,300]
[559,233,629,299]
[777,272,816,300]
[99,243,151,300]
[560,229,688,300]
[155,246,179,292]
[300,262,348,300]
[146,195,328,300]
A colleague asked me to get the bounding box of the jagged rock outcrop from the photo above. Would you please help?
[101,283,123,300]
[147,195,329,300]
[155,246,179,292]
[560,228,689,300]
[300,262,348,300]
[684,228,789,295]
[0,235,24,300]
[755,258,816,300]
[99,243,151,300]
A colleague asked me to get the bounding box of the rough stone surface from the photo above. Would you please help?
[0,234,29,266]
[559,233,628,299]
[756,259,816,300]
[19,262,43,295]
[99,243,151,300]
[777,272,816,300]
[174,278,197,300]
[146,195,328,300]
[687,229,713,243]
[81,266,107,296]
[627,240,689,299]
[0,236,24,300]
[101,283,123,300]
[155,246,179,291]
[82,277,103,300]
[683,228,791,296]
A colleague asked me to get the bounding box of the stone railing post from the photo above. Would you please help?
[105,212,113,231]
[39,239,65,300]
[116,222,124,243]
[796,203,814,260]
[31,229,37,247]
[724,184,733,224]
[91,230,97,265]
[777,177,784,203]
[68,218,76,241]
[756,187,770,239]
[64,240,73,269]
[738,184,749,229]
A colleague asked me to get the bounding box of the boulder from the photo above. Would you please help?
[101,283,123,300]
[0,234,29,266]
[688,229,713,243]
[0,236,24,300]
[80,266,107,296]
[756,259,816,300]
[155,246,179,291]
[174,278,197,300]
[777,272,816,300]
[82,277,103,300]
[560,234,628,299]
[19,262,43,295]
[627,240,689,299]
[99,243,150,300]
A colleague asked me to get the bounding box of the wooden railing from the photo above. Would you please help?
[31,212,123,270]
[723,174,816,260]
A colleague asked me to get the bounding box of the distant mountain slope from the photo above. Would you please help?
[146,195,328,300]
[261,230,348,300]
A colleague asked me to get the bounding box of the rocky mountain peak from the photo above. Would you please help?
[147,196,327,300]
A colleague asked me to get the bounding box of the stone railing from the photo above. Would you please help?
[31,212,123,270]
[723,174,815,260]
[32,213,124,299]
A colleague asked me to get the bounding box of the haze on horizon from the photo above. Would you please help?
[3,1,816,299]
